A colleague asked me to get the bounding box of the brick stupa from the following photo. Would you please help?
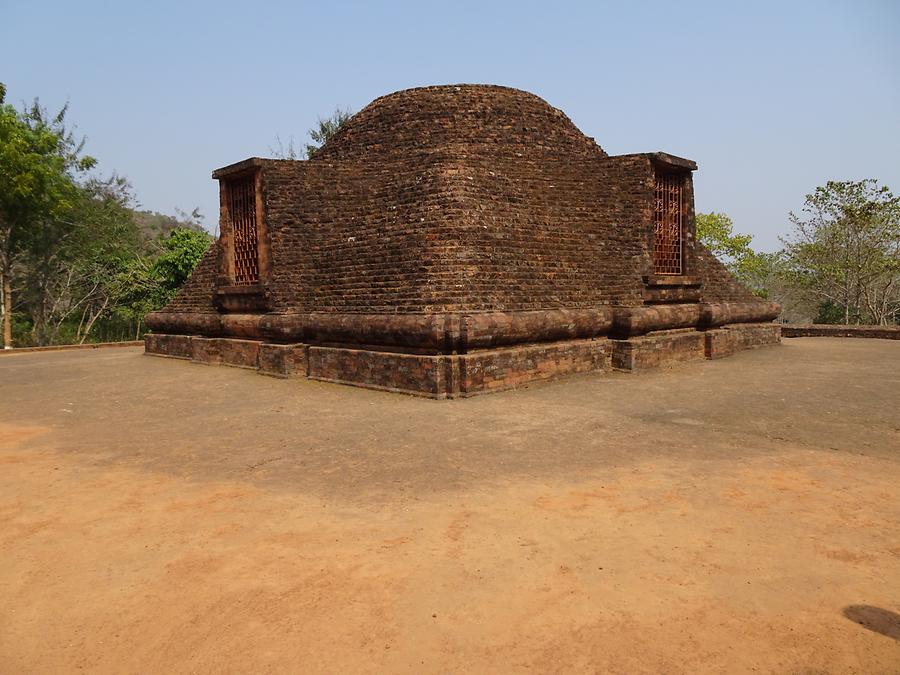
[146,84,780,397]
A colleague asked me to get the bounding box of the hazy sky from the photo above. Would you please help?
[2,0,898,251]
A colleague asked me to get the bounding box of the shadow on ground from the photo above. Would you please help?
[843,605,900,641]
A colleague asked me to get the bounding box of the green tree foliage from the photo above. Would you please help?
[696,211,754,262]
[695,211,774,298]
[304,108,353,158]
[20,174,139,345]
[813,300,847,325]
[149,227,213,298]
[132,207,207,242]
[781,180,900,325]
[106,227,212,341]
[0,84,95,347]
[0,82,212,347]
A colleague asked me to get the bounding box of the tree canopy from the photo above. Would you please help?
[304,107,353,158]
[695,211,774,298]
[697,181,900,325]
[0,85,96,346]
[0,82,211,347]
[781,180,900,325]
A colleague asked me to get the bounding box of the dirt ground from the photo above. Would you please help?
[1,338,899,673]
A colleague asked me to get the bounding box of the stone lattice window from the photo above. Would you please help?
[226,175,260,285]
[653,172,684,275]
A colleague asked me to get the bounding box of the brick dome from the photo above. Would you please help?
[314,84,607,163]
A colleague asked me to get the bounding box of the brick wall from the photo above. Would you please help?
[147,334,612,398]
[705,324,782,358]
[254,151,662,314]
[611,331,706,371]
[696,245,760,304]
[782,324,900,339]
[458,339,610,394]
[145,327,781,398]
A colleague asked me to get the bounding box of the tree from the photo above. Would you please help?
[1,83,214,347]
[150,227,213,298]
[108,226,212,340]
[0,83,95,347]
[21,174,139,345]
[305,107,353,158]
[696,211,754,262]
[696,211,773,297]
[781,180,900,325]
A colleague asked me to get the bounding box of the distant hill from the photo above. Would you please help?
[132,209,209,246]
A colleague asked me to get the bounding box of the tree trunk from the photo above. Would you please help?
[2,267,12,349]
[79,298,109,344]
[844,283,850,324]
[32,270,49,346]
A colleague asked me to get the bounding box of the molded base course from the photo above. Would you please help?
[307,347,450,397]
[307,339,611,398]
[145,333,193,360]
[705,323,782,359]
[257,343,309,378]
[190,337,260,369]
[144,324,780,396]
[611,331,706,371]
[144,334,611,398]
[459,339,610,396]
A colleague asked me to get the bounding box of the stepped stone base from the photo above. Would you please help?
[308,339,611,398]
[145,323,780,397]
[146,334,611,398]
[610,330,706,371]
[704,323,782,359]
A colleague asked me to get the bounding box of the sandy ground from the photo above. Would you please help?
[1,338,899,674]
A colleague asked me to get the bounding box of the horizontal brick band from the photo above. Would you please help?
[145,323,782,397]
[704,323,782,359]
[0,341,143,355]
[782,324,900,339]
[146,333,612,398]
[147,302,778,350]
[612,304,701,336]
[699,301,781,328]
[147,308,615,352]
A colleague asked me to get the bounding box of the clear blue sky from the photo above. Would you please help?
[2,0,898,251]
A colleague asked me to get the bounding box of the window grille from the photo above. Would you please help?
[226,175,259,285]
[653,173,684,275]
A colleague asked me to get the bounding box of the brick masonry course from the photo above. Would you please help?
[782,324,900,340]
